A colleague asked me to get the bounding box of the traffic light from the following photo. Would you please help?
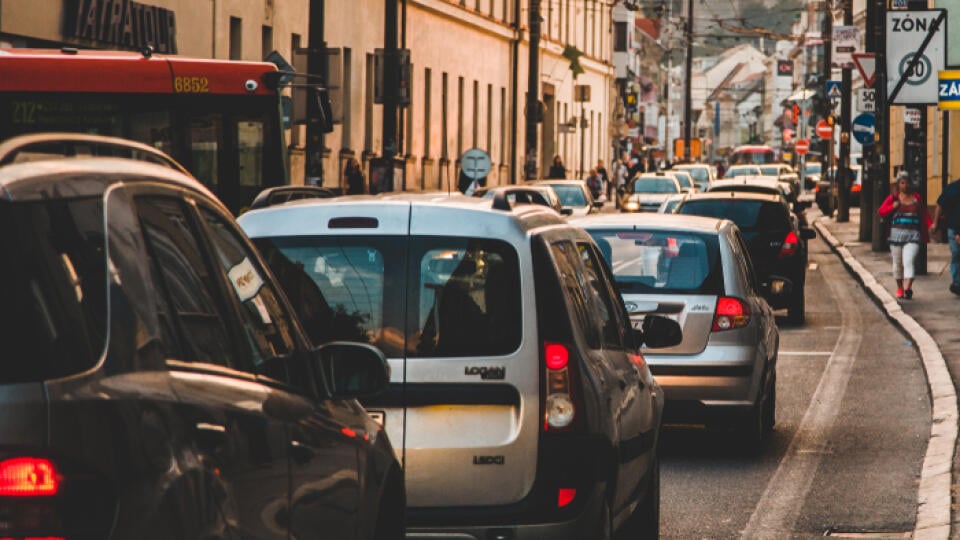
[625,91,638,113]
[792,103,800,125]
[826,115,835,127]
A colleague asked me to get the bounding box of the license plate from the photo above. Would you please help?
[368,410,385,427]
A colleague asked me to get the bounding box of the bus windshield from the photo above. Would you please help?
[0,50,287,214]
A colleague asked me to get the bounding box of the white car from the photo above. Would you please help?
[621,173,683,213]
[673,163,717,191]
[530,179,601,216]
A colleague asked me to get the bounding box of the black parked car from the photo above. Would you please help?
[0,135,403,539]
[676,192,816,324]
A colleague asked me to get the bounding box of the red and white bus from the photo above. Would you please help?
[0,48,288,213]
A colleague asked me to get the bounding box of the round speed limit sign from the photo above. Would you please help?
[898,52,932,86]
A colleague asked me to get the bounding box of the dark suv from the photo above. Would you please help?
[676,192,816,324]
[240,193,681,538]
[0,139,403,539]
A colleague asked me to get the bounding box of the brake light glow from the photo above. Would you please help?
[544,343,569,370]
[779,231,800,258]
[557,488,576,507]
[712,297,751,331]
[0,458,59,496]
[850,183,861,193]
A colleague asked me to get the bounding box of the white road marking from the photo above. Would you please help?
[808,262,819,270]
[742,269,863,539]
[778,351,833,356]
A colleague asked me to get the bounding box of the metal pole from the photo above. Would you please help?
[509,0,521,183]
[306,0,326,186]
[871,0,888,252]
[837,1,852,222]
[579,100,586,178]
[682,0,693,162]
[525,0,541,180]
[380,0,400,192]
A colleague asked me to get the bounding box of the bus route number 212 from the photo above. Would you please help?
[174,76,210,93]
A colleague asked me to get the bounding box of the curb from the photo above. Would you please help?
[813,219,957,539]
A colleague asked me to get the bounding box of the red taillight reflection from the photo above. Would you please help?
[779,231,800,258]
[0,458,59,496]
[557,488,576,507]
[545,343,569,370]
[712,296,751,331]
[850,183,861,193]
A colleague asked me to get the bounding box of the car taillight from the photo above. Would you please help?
[779,231,800,258]
[0,458,59,496]
[850,183,861,193]
[712,297,750,331]
[543,342,575,431]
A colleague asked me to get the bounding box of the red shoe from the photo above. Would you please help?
[896,288,904,298]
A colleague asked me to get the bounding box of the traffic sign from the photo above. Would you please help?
[826,80,842,99]
[852,53,877,87]
[460,148,492,179]
[816,120,833,139]
[795,139,810,155]
[939,70,960,110]
[852,113,876,145]
[858,88,877,112]
[886,9,946,104]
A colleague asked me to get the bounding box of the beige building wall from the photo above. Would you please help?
[2,0,616,191]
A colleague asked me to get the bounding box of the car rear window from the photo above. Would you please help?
[677,199,789,232]
[632,178,680,193]
[588,230,723,294]
[0,198,107,382]
[549,184,587,207]
[254,235,522,358]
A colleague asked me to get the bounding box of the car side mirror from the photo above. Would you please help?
[633,314,683,348]
[312,342,390,399]
[593,201,604,208]
[800,228,816,240]
[561,208,574,216]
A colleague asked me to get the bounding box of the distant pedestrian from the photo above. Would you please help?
[628,153,645,178]
[613,155,630,208]
[596,159,610,200]
[547,155,567,179]
[930,176,960,295]
[585,168,603,200]
[878,173,932,299]
[344,157,365,194]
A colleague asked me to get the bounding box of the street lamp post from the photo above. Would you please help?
[682,0,693,163]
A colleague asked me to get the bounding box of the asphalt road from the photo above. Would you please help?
[658,230,931,539]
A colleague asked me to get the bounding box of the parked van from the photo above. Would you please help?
[239,192,681,538]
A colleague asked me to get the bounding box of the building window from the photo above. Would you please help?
[405,64,414,157]
[614,21,627,52]
[500,87,506,164]
[290,33,303,147]
[229,17,242,60]
[365,53,375,153]
[472,80,479,149]
[457,76,464,157]
[486,84,493,158]
[442,72,449,160]
[261,25,273,60]
[424,68,432,158]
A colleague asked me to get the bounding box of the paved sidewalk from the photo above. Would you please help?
[810,206,959,539]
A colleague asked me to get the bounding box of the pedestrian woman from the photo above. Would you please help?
[344,157,365,194]
[547,155,566,179]
[878,173,932,299]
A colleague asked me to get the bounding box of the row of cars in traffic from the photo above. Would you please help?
[0,132,813,539]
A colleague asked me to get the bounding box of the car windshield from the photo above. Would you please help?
[632,177,680,194]
[679,167,709,182]
[254,235,522,358]
[677,199,788,232]
[672,172,694,189]
[588,229,723,294]
[725,166,761,177]
[549,184,588,207]
[759,166,782,175]
[804,163,821,174]
[0,197,108,383]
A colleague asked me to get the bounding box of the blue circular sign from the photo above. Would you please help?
[852,113,875,145]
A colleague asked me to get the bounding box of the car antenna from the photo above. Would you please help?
[491,190,512,211]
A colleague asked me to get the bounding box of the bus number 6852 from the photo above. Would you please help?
[174,76,210,93]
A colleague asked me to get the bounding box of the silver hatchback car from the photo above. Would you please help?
[573,213,780,449]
